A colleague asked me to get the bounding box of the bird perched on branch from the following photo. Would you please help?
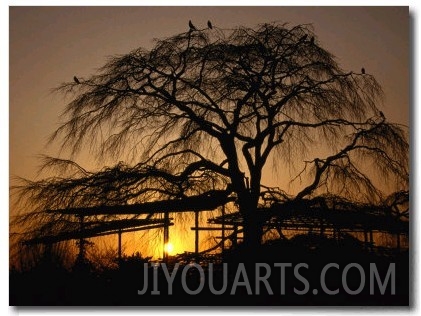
[189,20,197,31]
[73,76,80,84]
[207,20,213,29]
[361,67,366,74]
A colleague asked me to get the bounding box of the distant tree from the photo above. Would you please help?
[12,23,408,251]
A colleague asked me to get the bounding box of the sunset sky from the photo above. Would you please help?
[7,5,410,258]
[10,6,409,184]
[3,3,417,311]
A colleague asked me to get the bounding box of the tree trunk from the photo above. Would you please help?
[243,211,262,248]
[239,197,263,252]
[219,138,264,251]
[240,168,263,251]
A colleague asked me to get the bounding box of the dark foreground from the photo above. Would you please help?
[10,237,409,306]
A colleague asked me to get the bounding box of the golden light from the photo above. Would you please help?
[164,242,174,255]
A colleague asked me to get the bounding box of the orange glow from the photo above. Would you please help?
[8,6,409,265]
[164,242,174,255]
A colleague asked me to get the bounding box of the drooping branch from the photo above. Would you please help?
[294,120,408,201]
[12,22,409,250]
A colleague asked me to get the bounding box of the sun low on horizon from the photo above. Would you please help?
[8,7,409,307]
[10,6,409,258]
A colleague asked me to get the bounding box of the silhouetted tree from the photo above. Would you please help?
[13,23,408,251]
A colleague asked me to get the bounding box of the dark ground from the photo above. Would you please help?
[10,235,409,306]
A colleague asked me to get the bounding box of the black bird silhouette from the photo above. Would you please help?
[189,20,197,31]
[361,67,366,74]
[379,111,385,118]
[73,76,80,84]
[310,36,315,44]
[207,20,213,29]
[299,34,308,41]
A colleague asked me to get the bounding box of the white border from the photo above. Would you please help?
[2,0,418,5]
[2,1,418,315]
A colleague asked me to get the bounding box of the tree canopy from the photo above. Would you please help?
[12,22,409,251]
